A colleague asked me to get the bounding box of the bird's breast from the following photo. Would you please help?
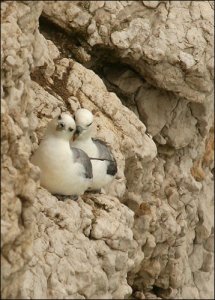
[38,139,73,167]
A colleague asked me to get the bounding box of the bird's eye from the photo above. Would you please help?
[69,127,73,132]
[58,115,62,120]
[87,122,92,127]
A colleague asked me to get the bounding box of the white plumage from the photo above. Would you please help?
[72,108,117,191]
[31,113,93,196]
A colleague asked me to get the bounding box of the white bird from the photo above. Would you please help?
[71,108,117,192]
[31,113,93,199]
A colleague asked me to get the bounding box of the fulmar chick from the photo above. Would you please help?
[31,112,93,199]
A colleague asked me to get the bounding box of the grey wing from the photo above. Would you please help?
[92,139,113,160]
[92,139,117,176]
[71,147,93,179]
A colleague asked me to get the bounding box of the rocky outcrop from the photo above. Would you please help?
[1,1,45,298]
[42,1,214,103]
[16,190,139,299]
[1,1,214,299]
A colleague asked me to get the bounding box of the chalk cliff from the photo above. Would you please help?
[1,1,214,299]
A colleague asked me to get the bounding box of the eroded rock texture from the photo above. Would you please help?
[1,1,214,299]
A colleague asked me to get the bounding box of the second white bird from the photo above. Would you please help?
[72,108,117,191]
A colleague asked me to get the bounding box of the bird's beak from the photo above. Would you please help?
[73,126,83,141]
[73,132,78,141]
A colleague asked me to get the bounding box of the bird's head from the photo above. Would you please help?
[73,108,94,141]
[47,113,76,140]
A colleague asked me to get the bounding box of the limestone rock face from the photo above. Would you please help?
[1,1,214,299]
[17,190,139,299]
[43,1,214,103]
[1,2,45,298]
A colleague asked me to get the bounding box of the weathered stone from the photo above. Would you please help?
[1,1,214,299]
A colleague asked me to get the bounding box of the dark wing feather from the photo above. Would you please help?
[107,159,117,176]
[92,139,117,176]
[71,147,93,179]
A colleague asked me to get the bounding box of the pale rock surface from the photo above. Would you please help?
[17,189,138,299]
[101,62,214,300]
[1,1,47,298]
[43,1,214,103]
[1,1,214,300]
